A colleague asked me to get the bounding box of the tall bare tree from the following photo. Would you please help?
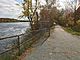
[65,0,78,25]
[19,0,40,30]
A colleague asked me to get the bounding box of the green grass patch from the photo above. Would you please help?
[63,27,80,36]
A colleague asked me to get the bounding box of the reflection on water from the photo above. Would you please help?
[0,22,30,38]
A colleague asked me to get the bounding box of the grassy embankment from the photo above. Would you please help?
[64,27,80,36]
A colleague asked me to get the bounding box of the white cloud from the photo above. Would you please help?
[0,0,22,19]
[39,0,46,5]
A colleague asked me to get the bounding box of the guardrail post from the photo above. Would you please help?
[17,36,20,56]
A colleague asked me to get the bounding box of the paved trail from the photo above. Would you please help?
[24,25,80,60]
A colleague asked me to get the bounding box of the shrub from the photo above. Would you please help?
[72,24,80,32]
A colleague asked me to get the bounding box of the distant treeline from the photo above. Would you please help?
[0,18,29,22]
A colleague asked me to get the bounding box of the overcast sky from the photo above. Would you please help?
[0,0,79,19]
[0,0,45,19]
[0,0,23,19]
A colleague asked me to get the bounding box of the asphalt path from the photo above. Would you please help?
[24,25,80,60]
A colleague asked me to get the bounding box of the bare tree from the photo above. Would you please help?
[19,0,40,30]
[65,0,78,25]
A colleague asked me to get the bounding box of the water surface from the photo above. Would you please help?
[0,22,30,38]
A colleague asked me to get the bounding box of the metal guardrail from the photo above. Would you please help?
[0,28,50,60]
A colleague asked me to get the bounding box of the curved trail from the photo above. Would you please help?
[24,25,80,60]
